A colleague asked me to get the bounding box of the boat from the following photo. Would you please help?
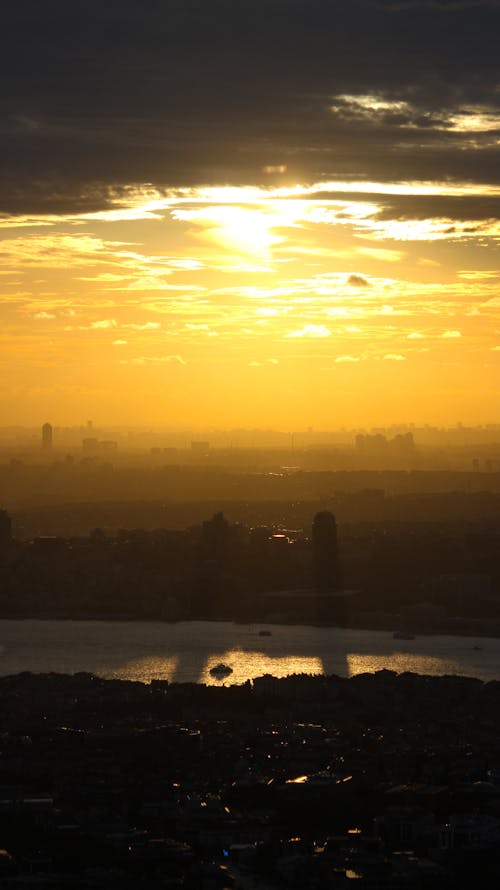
[393,631,415,640]
[258,629,272,637]
[209,663,233,678]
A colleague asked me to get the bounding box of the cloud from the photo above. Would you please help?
[77,273,133,282]
[249,357,281,366]
[285,324,332,338]
[458,270,499,281]
[330,92,500,137]
[126,276,174,291]
[375,3,500,14]
[359,217,500,242]
[383,353,406,360]
[65,318,117,331]
[441,329,462,338]
[123,322,161,330]
[90,319,117,330]
[0,232,150,271]
[3,1,500,215]
[347,274,370,287]
[128,355,187,365]
[357,247,404,263]
[335,354,364,362]
[112,339,128,346]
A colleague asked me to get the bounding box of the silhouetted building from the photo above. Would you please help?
[82,438,99,455]
[312,511,339,590]
[0,509,12,545]
[392,432,415,456]
[355,433,388,455]
[192,512,229,617]
[202,512,228,555]
[99,440,118,452]
[82,438,117,454]
[191,440,210,454]
[355,432,415,459]
[42,422,53,449]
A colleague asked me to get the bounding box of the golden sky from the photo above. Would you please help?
[1,175,499,428]
[1,2,500,429]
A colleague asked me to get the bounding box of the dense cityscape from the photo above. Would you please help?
[2,669,500,887]
[1,423,499,635]
[1,423,500,886]
[3,0,500,883]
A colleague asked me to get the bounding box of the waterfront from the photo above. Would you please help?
[0,619,498,683]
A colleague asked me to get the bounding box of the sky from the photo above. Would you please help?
[1,0,500,430]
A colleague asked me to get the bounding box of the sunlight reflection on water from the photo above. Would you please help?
[106,656,180,684]
[200,651,323,685]
[0,620,499,684]
[346,651,466,678]
[110,651,323,684]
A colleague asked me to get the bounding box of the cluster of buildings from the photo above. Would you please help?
[1,501,499,631]
[1,670,500,886]
[0,509,354,624]
[41,422,118,456]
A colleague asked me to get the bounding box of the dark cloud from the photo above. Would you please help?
[375,195,500,221]
[347,275,371,287]
[373,1,500,8]
[1,0,500,213]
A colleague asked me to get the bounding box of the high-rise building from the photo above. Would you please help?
[42,422,53,449]
[82,437,99,455]
[191,440,210,453]
[0,509,12,545]
[312,510,339,590]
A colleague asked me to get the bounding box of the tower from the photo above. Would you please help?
[42,422,53,449]
[312,511,339,590]
[0,509,12,546]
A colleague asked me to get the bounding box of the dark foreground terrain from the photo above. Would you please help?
[1,670,500,887]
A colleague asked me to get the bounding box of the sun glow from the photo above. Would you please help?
[171,205,287,257]
[1,172,500,427]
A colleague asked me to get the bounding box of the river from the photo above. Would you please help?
[0,619,498,684]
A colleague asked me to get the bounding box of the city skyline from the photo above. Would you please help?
[1,1,500,428]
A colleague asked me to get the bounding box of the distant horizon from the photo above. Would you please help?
[1,420,500,432]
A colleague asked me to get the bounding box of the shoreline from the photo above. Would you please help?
[1,612,499,641]
[0,662,495,688]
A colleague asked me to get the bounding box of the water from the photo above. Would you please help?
[0,620,498,684]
